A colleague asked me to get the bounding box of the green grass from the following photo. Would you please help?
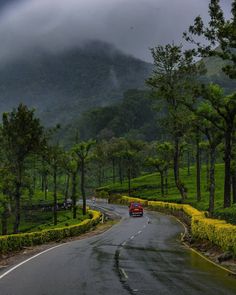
[100,163,236,223]
[100,163,226,211]
[1,208,89,234]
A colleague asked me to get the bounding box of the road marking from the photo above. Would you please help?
[138,231,142,234]
[130,236,134,240]
[121,241,126,246]
[120,268,128,279]
[0,244,64,280]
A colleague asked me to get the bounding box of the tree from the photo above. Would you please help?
[199,85,236,207]
[195,117,222,214]
[0,193,10,235]
[184,0,236,79]
[63,151,80,219]
[1,104,45,233]
[146,142,173,198]
[184,0,236,207]
[47,144,64,225]
[73,140,95,215]
[146,44,201,200]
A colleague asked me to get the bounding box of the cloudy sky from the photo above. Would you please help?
[0,0,233,63]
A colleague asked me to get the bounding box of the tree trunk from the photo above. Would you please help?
[173,138,187,200]
[206,152,210,191]
[41,173,44,192]
[209,146,216,216]
[196,132,201,201]
[53,167,57,225]
[13,182,21,234]
[81,158,86,215]
[232,130,236,204]
[128,167,131,196]
[165,169,168,195]
[1,203,9,235]
[232,170,236,204]
[119,159,123,185]
[112,158,115,184]
[44,174,48,200]
[160,171,164,198]
[65,174,70,202]
[224,128,232,208]
[71,171,77,219]
[98,164,102,187]
[187,150,191,176]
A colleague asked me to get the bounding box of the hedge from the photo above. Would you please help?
[110,195,236,256]
[0,210,102,254]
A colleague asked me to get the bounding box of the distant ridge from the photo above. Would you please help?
[0,40,153,126]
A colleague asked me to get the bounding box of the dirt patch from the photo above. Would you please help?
[0,220,116,271]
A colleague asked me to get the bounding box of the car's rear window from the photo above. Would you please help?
[131,203,141,207]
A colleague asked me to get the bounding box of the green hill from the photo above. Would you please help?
[201,55,235,94]
[0,41,152,127]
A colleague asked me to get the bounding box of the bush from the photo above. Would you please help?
[0,210,102,254]
[213,206,236,224]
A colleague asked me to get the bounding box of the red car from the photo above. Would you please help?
[129,202,143,217]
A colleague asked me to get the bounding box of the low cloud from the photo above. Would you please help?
[0,0,232,63]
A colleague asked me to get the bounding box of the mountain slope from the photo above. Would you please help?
[202,55,235,94]
[0,41,152,126]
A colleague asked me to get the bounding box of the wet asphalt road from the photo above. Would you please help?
[1,201,236,295]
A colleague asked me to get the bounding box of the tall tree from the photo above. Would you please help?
[63,151,80,219]
[184,0,236,78]
[200,85,236,207]
[147,142,173,198]
[146,44,201,200]
[1,104,44,233]
[47,144,64,225]
[73,140,95,215]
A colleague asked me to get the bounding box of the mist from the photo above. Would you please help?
[0,0,232,63]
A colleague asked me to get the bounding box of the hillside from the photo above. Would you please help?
[0,41,152,127]
[202,55,236,94]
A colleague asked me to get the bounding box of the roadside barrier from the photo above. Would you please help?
[0,210,102,254]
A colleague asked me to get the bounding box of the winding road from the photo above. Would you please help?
[0,201,236,295]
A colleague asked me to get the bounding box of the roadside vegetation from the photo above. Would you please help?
[0,0,235,245]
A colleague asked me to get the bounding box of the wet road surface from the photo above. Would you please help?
[1,201,236,295]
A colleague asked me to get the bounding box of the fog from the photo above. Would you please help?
[0,0,232,62]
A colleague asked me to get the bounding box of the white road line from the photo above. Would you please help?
[138,231,142,234]
[120,268,128,279]
[121,241,126,246]
[0,244,64,280]
[130,236,134,240]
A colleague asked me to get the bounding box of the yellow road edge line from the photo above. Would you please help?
[172,215,236,276]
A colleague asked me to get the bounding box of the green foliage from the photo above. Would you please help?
[2,104,45,162]
[0,210,101,254]
[101,163,227,211]
[77,89,160,141]
[213,205,236,225]
[185,0,236,79]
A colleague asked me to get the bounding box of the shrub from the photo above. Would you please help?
[0,210,101,254]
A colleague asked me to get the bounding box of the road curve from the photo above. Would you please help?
[0,201,236,295]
